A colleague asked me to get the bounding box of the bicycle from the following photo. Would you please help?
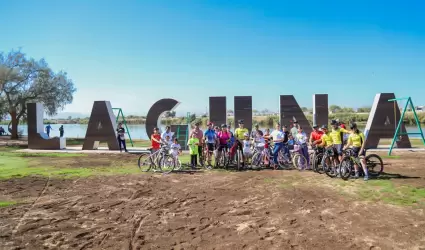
[215,145,230,169]
[137,143,175,173]
[292,143,309,170]
[321,147,340,178]
[339,149,384,180]
[251,145,273,170]
[310,145,325,173]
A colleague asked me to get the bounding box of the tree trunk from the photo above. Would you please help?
[9,108,19,139]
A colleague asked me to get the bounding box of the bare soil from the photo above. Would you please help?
[1,152,425,250]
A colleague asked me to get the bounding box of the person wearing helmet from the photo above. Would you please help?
[203,122,217,166]
[233,119,249,166]
[216,124,231,164]
[190,122,204,165]
[343,123,369,180]
[330,119,350,163]
[318,125,338,171]
[242,132,253,162]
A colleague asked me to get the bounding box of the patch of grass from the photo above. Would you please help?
[350,180,425,206]
[381,155,401,159]
[0,201,17,207]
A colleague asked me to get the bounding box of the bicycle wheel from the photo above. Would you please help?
[365,154,384,177]
[323,155,337,178]
[314,153,325,174]
[174,158,182,171]
[138,153,153,172]
[236,150,243,171]
[251,152,262,169]
[159,155,175,174]
[293,154,308,171]
[339,156,353,180]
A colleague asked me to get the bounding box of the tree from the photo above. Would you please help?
[329,105,342,113]
[357,107,371,113]
[0,50,76,138]
[301,107,308,112]
[227,109,233,114]
[341,107,354,113]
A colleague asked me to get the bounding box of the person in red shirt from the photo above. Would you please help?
[151,127,162,153]
[309,124,324,146]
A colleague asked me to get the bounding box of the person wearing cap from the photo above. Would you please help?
[309,124,324,148]
[190,122,204,165]
[203,122,217,166]
[242,132,253,161]
[233,120,249,166]
[290,121,299,137]
[250,124,263,140]
[330,119,350,162]
[343,123,369,180]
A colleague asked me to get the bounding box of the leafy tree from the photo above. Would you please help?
[0,50,76,138]
[357,107,371,113]
[329,105,342,113]
[341,107,354,113]
[226,109,233,114]
[301,107,308,112]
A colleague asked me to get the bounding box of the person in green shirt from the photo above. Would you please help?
[187,133,200,169]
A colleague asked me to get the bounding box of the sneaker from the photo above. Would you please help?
[354,172,359,179]
[364,175,369,181]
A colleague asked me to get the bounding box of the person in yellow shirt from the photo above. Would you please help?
[330,120,350,162]
[318,125,338,168]
[343,123,369,180]
[233,120,249,166]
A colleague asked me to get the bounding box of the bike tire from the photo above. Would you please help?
[236,150,243,171]
[251,152,262,169]
[314,153,325,174]
[293,154,308,171]
[365,154,384,177]
[339,156,353,180]
[323,155,337,178]
[138,153,153,172]
[159,155,175,174]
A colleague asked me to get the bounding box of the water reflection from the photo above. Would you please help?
[1,124,423,140]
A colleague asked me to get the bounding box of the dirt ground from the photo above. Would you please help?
[1,151,425,250]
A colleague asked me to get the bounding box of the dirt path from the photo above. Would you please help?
[1,165,424,250]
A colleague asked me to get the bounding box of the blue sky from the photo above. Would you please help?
[1,0,424,116]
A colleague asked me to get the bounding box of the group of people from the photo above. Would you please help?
[148,118,369,180]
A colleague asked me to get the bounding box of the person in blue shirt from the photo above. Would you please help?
[45,124,53,137]
[203,122,217,166]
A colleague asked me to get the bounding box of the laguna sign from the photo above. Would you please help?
[26,93,411,150]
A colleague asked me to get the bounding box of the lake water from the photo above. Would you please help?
[3,124,424,140]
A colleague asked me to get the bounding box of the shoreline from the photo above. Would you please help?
[2,112,424,126]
